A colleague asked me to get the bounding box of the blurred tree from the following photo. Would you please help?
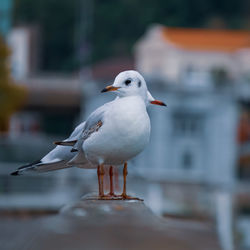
[92,0,249,62]
[13,0,250,71]
[0,37,27,132]
[13,0,79,71]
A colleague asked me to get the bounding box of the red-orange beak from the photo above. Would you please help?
[150,100,167,106]
[101,85,120,93]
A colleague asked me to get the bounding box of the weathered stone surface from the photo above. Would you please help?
[0,194,221,250]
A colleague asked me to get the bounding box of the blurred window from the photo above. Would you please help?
[182,151,193,169]
[172,112,203,136]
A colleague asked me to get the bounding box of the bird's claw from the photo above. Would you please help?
[97,194,143,201]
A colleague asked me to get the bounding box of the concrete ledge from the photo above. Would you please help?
[0,194,221,250]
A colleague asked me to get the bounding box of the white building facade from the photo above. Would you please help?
[135,25,250,84]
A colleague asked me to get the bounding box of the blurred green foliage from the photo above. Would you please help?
[0,37,27,132]
[13,0,250,72]
[13,0,78,71]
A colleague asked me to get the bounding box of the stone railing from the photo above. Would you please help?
[1,194,221,250]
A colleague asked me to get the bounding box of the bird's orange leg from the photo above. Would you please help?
[121,162,128,198]
[107,166,120,198]
[97,164,105,198]
[97,165,119,200]
[109,166,115,196]
[97,165,101,196]
[121,162,143,201]
[97,163,142,200]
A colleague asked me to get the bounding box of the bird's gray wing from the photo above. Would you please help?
[50,105,107,169]
[56,99,113,147]
[83,104,107,134]
[67,101,114,166]
[72,101,113,150]
[70,111,105,157]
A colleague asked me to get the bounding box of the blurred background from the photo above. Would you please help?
[0,0,250,249]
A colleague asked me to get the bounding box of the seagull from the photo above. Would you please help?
[11,70,166,200]
[53,70,166,199]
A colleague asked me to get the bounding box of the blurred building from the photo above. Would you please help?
[133,81,237,250]
[133,24,250,250]
[135,25,250,85]
[5,26,83,137]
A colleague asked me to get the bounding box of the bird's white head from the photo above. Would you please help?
[101,70,166,106]
[101,70,148,101]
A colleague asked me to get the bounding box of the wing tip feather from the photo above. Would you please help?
[10,171,19,176]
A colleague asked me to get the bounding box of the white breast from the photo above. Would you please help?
[83,96,151,165]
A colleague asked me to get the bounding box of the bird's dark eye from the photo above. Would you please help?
[125,79,131,86]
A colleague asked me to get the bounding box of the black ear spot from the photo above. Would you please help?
[138,80,141,87]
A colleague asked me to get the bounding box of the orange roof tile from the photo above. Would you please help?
[162,27,250,52]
